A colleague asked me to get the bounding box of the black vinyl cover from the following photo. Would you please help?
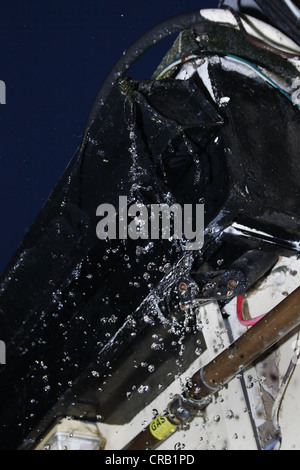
[0,77,224,449]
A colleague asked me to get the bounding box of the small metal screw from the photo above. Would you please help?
[228,279,238,290]
[179,282,189,294]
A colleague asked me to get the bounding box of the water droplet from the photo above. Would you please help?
[151,342,164,351]
[147,262,156,271]
[174,442,186,450]
[143,314,155,326]
[138,385,149,394]
[225,410,234,420]
[246,375,254,388]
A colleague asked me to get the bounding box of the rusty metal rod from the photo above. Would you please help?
[123,286,300,450]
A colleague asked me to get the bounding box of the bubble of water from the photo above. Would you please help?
[147,262,156,271]
[151,342,164,351]
[225,410,234,420]
[174,442,186,450]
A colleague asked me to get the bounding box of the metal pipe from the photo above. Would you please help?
[123,286,300,450]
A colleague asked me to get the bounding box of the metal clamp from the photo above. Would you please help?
[167,394,212,429]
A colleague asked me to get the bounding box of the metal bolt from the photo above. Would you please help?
[228,279,238,290]
[179,282,189,294]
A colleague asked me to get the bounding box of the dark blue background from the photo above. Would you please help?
[0,0,218,273]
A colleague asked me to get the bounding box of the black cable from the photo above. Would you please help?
[254,0,300,46]
[84,10,207,134]
[224,5,299,59]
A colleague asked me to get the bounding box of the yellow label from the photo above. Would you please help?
[149,415,177,441]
